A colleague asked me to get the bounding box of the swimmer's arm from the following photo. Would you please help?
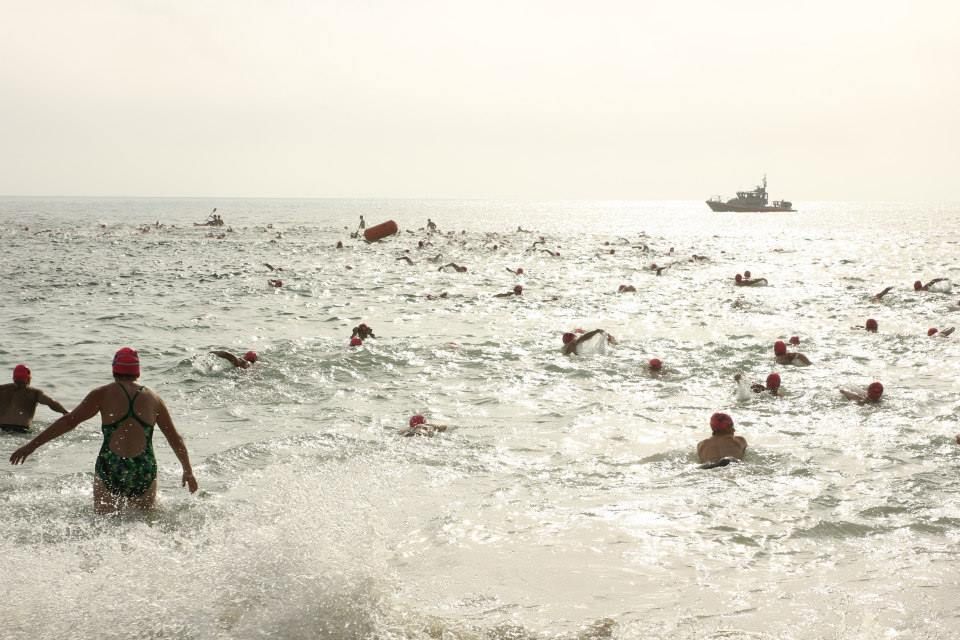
[36,391,69,415]
[839,388,866,403]
[9,390,101,463]
[155,400,198,493]
[926,278,947,287]
[872,286,893,300]
[941,327,955,337]
[794,353,812,365]
[575,329,605,345]
[210,351,243,367]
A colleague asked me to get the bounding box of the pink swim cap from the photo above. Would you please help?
[774,340,787,356]
[914,280,923,291]
[12,364,30,383]
[562,332,576,344]
[865,319,878,332]
[112,347,141,377]
[648,358,662,370]
[513,285,522,295]
[766,373,781,390]
[243,351,258,362]
[789,336,800,346]
[928,327,938,336]
[710,412,734,433]
[409,414,426,428]
[867,382,884,400]
[350,337,362,347]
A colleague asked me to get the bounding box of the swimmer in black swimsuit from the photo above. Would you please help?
[0,365,68,433]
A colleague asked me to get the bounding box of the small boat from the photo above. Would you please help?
[706,175,794,212]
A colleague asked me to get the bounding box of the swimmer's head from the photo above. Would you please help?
[744,270,751,279]
[867,381,884,401]
[112,347,141,378]
[409,414,426,428]
[710,412,735,434]
[765,373,781,391]
[619,284,628,292]
[513,285,523,295]
[359,323,369,331]
[516,267,524,275]
[562,332,576,345]
[789,336,800,346]
[349,337,362,347]
[865,318,878,332]
[914,280,923,291]
[928,327,938,336]
[735,274,743,283]
[12,364,30,384]
[774,340,787,356]
[648,358,662,371]
[243,351,258,363]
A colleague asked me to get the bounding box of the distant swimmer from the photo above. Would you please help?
[697,412,747,469]
[735,273,768,286]
[735,372,781,396]
[9,348,198,514]
[438,262,467,273]
[541,249,560,257]
[649,263,669,276]
[358,215,365,230]
[268,279,283,287]
[648,358,663,372]
[871,286,893,301]
[351,323,376,339]
[506,267,525,275]
[336,241,344,249]
[210,350,258,369]
[618,284,637,293]
[494,285,523,298]
[774,340,811,366]
[562,329,617,355]
[396,256,415,265]
[400,414,447,437]
[914,278,951,292]
[427,218,438,232]
[858,318,879,333]
[0,365,69,433]
[928,326,955,337]
[840,381,884,404]
[789,336,801,346]
[264,263,283,272]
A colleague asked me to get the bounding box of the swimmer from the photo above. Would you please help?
[396,256,415,265]
[697,412,747,468]
[494,285,523,298]
[860,318,879,333]
[540,249,560,257]
[927,327,955,337]
[400,414,447,437]
[735,273,768,286]
[268,279,283,287]
[618,284,637,293]
[351,323,376,339]
[649,263,669,276]
[263,263,283,271]
[871,286,893,301]
[427,218,437,232]
[506,267,525,275]
[438,262,467,273]
[0,365,69,433]
[774,340,811,366]
[425,292,449,300]
[562,329,617,355]
[914,278,950,292]
[358,215,365,230]
[648,358,663,372]
[755,372,782,395]
[840,381,884,404]
[210,350,258,369]
[9,348,198,514]
[336,241,343,249]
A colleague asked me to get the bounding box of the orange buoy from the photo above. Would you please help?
[363,220,398,242]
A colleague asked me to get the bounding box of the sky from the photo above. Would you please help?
[1,0,958,200]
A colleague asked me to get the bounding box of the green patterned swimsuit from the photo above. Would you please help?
[95,384,157,497]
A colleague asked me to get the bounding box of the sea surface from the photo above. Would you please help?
[1,197,958,640]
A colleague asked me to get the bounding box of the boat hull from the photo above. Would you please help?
[706,201,794,212]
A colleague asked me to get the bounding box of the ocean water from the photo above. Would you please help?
[1,197,959,640]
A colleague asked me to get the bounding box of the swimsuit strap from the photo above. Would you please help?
[103,383,149,429]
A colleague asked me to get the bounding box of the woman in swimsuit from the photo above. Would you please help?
[9,347,198,514]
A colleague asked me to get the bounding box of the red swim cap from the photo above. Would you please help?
[12,364,30,383]
[562,332,576,344]
[774,340,787,356]
[914,280,923,291]
[867,381,884,400]
[789,336,800,346]
[710,412,734,433]
[112,347,141,377]
[409,414,426,428]
[928,327,938,336]
[766,373,781,390]
[865,318,878,332]
[513,285,523,295]
[243,351,258,362]
[350,337,362,347]
[649,358,662,370]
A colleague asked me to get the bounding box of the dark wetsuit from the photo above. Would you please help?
[95,384,157,497]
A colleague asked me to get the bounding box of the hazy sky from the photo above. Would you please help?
[2,1,957,200]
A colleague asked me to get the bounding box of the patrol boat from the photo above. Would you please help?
[706,175,794,212]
